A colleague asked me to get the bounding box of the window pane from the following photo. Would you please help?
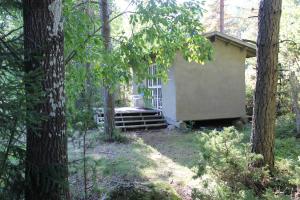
[158,88,162,98]
[153,78,157,86]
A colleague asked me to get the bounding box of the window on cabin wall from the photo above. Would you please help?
[147,65,162,110]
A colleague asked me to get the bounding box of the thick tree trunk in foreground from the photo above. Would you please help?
[290,72,300,137]
[251,0,282,171]
[99,0,115,139]
[23,0,69,199]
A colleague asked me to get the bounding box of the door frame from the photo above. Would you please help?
[147,65,162,110]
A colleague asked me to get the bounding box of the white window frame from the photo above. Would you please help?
[147,65,162,110]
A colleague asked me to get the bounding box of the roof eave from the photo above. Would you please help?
[204,31,257,58]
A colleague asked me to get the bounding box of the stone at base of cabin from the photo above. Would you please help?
[167,124,176,131]
[174,121,188,131]
[215,127,224,131]
[240,117,249,124]
[233,117,248,130]
[199,127,207,131]
[107,182,181,200]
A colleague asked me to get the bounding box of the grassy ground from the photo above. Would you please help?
[68,122,300,199]
[68,129,206,199]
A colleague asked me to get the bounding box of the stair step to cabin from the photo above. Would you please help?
[115,119,165,124]
[116,123,167,129]
[101,115,163,120]
[94,107,167,131]
[115,115,161,118]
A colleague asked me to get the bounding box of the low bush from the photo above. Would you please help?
[193,127,299,200]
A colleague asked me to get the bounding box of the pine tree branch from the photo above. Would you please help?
[0,36,23,64]
[0,26,23,40]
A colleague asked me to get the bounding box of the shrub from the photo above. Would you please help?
[192,183,257,200]
[193,127,297,199]
[262,188,291,200]
[274,158,300,197]
[195,128,269,195]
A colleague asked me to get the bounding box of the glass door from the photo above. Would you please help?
[147,65,162,110]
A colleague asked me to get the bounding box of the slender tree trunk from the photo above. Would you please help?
[251,0,282,171]
[82,4,93,196]
[83,129,87,200]
[99,0,115,139]
[220,0,224,33]
[290,72,300,137]
[23,0,69,199]
[83,62,92,200]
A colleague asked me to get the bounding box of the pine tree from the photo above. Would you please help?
[99,0,115,139]
[23,0,70,199]
[251,0,282,170]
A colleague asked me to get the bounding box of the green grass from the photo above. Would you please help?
[91,138,157,179]
[68,118,300,199]
[275,137,300,160]
[139,130,203,168]
[68,130,206,198]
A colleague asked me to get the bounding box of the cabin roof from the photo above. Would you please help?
[204,31,256,58]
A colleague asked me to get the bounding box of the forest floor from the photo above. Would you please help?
[68,119,300,200]
[68,129,206,200]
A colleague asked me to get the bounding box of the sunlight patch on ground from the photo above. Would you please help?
[141,143,201,190]
[68,130,210,199]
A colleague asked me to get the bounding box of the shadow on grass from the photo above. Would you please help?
[69,130,204,198]
[137,130,203,169]
[69,136,159,181]
[90,138,158,180]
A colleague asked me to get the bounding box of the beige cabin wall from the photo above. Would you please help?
[174,39,247,121]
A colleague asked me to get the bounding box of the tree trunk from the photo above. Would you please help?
[99,0,115,139]
[251,0,282,171]
[220,0,224,33]
[290,72,300,137]
[23,0,69,199]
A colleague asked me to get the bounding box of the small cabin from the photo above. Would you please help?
[132,31,256,126]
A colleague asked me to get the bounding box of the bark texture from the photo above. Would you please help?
[99,0,115,139]
[290,72,300,137]
[220,0,224,33]
[23,0,69,199]
[251,0,282,170]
